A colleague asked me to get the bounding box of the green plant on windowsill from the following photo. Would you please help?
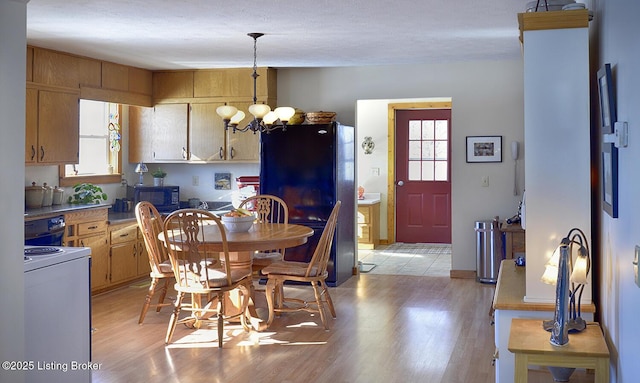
[68,183,108,205]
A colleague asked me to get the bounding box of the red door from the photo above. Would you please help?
[395,109,451,243]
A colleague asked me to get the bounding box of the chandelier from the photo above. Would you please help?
[216,33,295,134]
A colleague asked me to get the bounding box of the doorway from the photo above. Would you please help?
[387,101,452,244]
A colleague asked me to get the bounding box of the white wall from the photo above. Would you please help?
[278,61,525,271]
[597,0,640,381]
[1,1,27,381]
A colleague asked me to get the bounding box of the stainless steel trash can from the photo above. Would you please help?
[475,219,502,283]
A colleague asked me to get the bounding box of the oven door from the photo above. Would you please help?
[25,216,65,246]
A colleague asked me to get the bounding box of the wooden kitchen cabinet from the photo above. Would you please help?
[152,103,189,161]
[357,202,380,249]
[189,103,226,161]
[500,222,525,259]
[25,85,80,164]
[109,221,150,287]
[128,105,155,163]
[129,101,260,163]
[225,101,260,162]
[63,208,110,292]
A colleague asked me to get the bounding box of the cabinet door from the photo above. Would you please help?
[137,238,151,277]
[25,88,38,163]
[152,103,188,161]
[189,103,226,161]
[110,242,139,284]
[37,89,79,164]
[129,105,155,163]
[81,234,110,291]
[226,101,260,162]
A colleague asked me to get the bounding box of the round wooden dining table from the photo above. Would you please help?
[161,222,314,330]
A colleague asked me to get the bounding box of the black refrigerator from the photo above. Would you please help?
[260,122,356,286]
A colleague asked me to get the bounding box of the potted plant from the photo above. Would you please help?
[67,183,108,205]
[151,168,167,186]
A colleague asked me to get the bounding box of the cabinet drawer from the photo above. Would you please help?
[357,207,371,224]
[77,220,108,236]
[110,224,138,245]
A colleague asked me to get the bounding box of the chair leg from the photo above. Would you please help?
[321,280,336,318]
[311,281,329,330]
[165,292,184,344]
[216,292,224,348]
[155,278,170,313]
[138,277,159,324]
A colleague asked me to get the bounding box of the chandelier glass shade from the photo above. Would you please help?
[216,33,295,134]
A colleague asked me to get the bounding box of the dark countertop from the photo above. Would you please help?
[24,202,112,220]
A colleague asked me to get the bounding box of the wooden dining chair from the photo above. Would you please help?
[135,201,175,324]
[262,201,341,330]
[238,194,289,276]
[163,209,253,348]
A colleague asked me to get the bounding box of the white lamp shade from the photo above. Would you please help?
[263,111,278,125]
[216,105,238,120]
[274,106,296,122]
[570,254,590,285]
[230,110,246,125]
[541,246,561,285]
[134,162,148,173]
[248,103,271,119]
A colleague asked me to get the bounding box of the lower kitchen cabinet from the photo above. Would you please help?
[357,202,380,249]
[107,220,151,290]
[63,207,110,292]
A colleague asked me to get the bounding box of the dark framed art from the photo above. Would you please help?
[466,136,502,163]
[598,63,618,218]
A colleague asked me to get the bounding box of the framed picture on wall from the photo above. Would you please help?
[466,136,502,163]
[598,63,618,218]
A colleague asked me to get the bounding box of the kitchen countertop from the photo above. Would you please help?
[492,259,595,313]
[24,202,112,220]
[358,192,381,205]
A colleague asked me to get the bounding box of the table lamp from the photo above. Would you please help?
[134,162,148,186]
[541,227,591,346]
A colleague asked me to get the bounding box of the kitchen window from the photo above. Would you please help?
[59,100,122,186]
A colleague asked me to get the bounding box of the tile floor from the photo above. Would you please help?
[357,242,451,277]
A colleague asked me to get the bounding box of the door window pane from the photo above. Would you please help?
[405,118,449,181]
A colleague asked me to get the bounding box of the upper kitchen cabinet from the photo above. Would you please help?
[153,71,194,101]
[32,47,101,89]
[152,103,189,161]
[129,106,155,163]
[25,85,80,164]
[193,68,277,100]
[189,103,226,161]
[224,101,260,162]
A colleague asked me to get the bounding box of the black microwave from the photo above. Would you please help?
[127,185,180,212]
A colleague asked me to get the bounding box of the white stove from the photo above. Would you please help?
[23,245,92,382]
[24,245,91,272]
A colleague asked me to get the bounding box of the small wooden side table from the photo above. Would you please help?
[508,318,610,383]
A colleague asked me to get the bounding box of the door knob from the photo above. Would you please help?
[397,181,404,186]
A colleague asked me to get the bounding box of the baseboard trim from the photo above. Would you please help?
[450,269,476,279]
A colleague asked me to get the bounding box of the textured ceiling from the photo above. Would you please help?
[26,0,536,70]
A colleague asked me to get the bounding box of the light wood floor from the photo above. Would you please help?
[90,274,595,383]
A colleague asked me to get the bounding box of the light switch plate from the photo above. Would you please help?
[634,246,639,288]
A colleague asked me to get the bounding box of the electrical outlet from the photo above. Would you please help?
[634,246,639,288]
[481,176,489,187]
[192,175,199,186]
